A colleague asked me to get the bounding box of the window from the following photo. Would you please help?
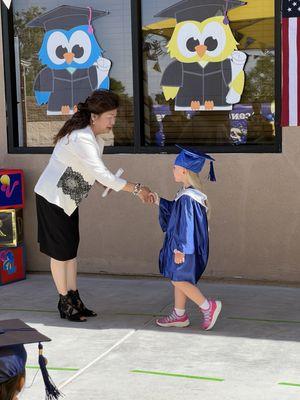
[141,0,281,152]
[2,0,134,151]
[2,0,281,153]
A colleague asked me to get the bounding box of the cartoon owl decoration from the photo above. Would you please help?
[155,0,247,111]
[27,5,112,115]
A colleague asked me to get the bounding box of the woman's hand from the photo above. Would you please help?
[122,182,154,203]
[174,250,185,264]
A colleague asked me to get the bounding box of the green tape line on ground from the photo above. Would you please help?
[228,317,300,324]
[131,370,224,382]
[115,312,164,317]
[0,308,56,313]
[278,382,300,387]
[0,308,164,317]
[26,366,79,372]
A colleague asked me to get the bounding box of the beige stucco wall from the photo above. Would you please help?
[1,15,300,283]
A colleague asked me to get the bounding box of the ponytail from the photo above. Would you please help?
[53,90,120,145]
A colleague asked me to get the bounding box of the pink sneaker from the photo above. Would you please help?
[156,310,190,328]
[201,300,222,331]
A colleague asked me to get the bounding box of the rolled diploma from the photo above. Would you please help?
[230,51,247,81]
[102,168,124,198]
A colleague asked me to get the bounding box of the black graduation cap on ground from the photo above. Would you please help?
[0,319,62,399]
[27,5,108,31]
[155,0,246,23]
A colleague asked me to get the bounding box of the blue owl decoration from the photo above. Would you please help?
[27,5,111,115]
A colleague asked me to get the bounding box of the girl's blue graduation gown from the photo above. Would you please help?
[158,188,209,284]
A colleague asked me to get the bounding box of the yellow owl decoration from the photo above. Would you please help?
[155,0,247,111]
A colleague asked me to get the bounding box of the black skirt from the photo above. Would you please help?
[35,194,79,261]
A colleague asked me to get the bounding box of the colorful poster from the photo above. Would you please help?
[229,103,275,144]
[155,0,247,111]
[27,5,112,115]
[0,170,24,209]
[0,246,25,286]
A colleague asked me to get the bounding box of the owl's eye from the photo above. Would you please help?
[69,30,92,64]
[204,37,218,52]
[56,45,68,59]
[72,45,84,58]
[202,22,226,57]
[177,22,201,58]
[186,37,200,52]
[47,32,69,65]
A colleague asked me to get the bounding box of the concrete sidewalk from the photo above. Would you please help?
[1,274,300,400]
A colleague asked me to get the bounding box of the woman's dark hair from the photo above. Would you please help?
[0,372,25,400]
[53,90,120,145]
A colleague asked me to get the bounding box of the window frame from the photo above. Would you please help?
[1,0,282,154]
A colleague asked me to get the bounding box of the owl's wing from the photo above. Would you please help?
[161,60,183,87]
[161,60,183,100]
[221,59,232,87]
[34,67,53,105]
[89,66,98,91]
[88,65,110,90]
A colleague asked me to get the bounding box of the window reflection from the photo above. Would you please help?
[142,0,276,147]
[13,1,134,147]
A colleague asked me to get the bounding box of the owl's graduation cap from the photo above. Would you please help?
[27,5,108,31]
[175,145,216,181]
[155,0,246,23]
[0,319,62,399]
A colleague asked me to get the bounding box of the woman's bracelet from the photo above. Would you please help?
[132,183,142,196]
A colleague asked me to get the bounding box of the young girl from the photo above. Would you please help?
[151,146,222,330]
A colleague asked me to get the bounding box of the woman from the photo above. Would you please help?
[35,90,151,322]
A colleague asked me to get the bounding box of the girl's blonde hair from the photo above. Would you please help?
[186,170,203,192]
[186,171,211,219]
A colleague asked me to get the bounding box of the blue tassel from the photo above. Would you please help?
[38,343,62,399]
[209,161,216,182]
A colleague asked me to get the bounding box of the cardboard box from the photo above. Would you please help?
[0,169,24,209]
[0,209,23,247]
[0,246,26,286]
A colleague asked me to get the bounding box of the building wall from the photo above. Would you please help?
[1,14,300,283]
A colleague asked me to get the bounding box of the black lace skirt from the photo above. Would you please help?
[35,194,79,261]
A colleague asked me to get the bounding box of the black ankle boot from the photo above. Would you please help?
[68,290,97,317]
[58,294,87,322]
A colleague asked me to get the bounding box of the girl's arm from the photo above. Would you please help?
[149,192,175,232]
[159,197,175,232]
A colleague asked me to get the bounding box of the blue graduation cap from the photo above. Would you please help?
[0,344,27,384]
[175,145,216,181]
[0,319,62,399]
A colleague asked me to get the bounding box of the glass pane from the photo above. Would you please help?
[12,0,134,147]
[142,0,276,148]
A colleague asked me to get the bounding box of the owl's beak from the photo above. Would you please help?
[63,52,75,64]
[195,45,207,59]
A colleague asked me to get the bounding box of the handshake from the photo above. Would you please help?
[101,169,158,204]
[136,186,158,204]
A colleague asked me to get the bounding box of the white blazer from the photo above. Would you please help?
[34,125,127,216]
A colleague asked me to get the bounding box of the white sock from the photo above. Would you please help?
[199,299,210,311]
[174,308,185,316]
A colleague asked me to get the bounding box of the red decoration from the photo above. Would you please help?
[0,245,26,286]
